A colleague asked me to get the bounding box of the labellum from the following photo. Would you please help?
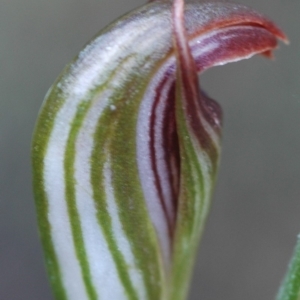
[32,1,287,299]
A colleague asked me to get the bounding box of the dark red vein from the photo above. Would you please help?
[149,75,174,240]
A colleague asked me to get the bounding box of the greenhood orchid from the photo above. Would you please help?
[32,1,288,299]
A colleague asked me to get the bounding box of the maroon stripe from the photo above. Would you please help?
[161,82,180,216]
[192,26,278,73]
[170,5,283,159]
[149,75,175,240]
[144,1,285,244]
[172,0,221,171]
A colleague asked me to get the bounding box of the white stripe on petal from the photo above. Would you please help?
[103,159,147,300]
[137,59,175,268]
[44,102,88,300]
[74,92,125,299]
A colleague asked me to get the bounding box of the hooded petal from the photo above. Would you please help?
[32,1,286,299]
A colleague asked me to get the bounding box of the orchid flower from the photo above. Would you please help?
[32,1,288,299]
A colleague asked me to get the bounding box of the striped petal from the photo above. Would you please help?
[32,1,287,300]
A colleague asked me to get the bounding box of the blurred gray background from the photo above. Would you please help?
[0,0,299,299]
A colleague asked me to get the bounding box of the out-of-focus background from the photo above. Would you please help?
[0,0,299,299]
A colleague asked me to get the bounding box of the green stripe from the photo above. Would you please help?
[171,139,207,300]
[90,109,140,300]
[32,62,116,299]
[90,68,165,300]
[87,57,151,300]
[62,55,143,300]
[32,56,134,299]
[170,86,218,300]
[109,79,165,299]
[32,72,71,300]
[32,161,68,300]
[64,101,98,300]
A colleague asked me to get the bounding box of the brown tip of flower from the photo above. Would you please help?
[267,23,289,44]
[261,50,274,59]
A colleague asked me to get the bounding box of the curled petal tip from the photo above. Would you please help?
[265,21,289,44]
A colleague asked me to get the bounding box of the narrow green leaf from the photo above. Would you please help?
[277,238,300,300]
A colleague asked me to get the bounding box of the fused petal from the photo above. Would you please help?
[32,1,287,299]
